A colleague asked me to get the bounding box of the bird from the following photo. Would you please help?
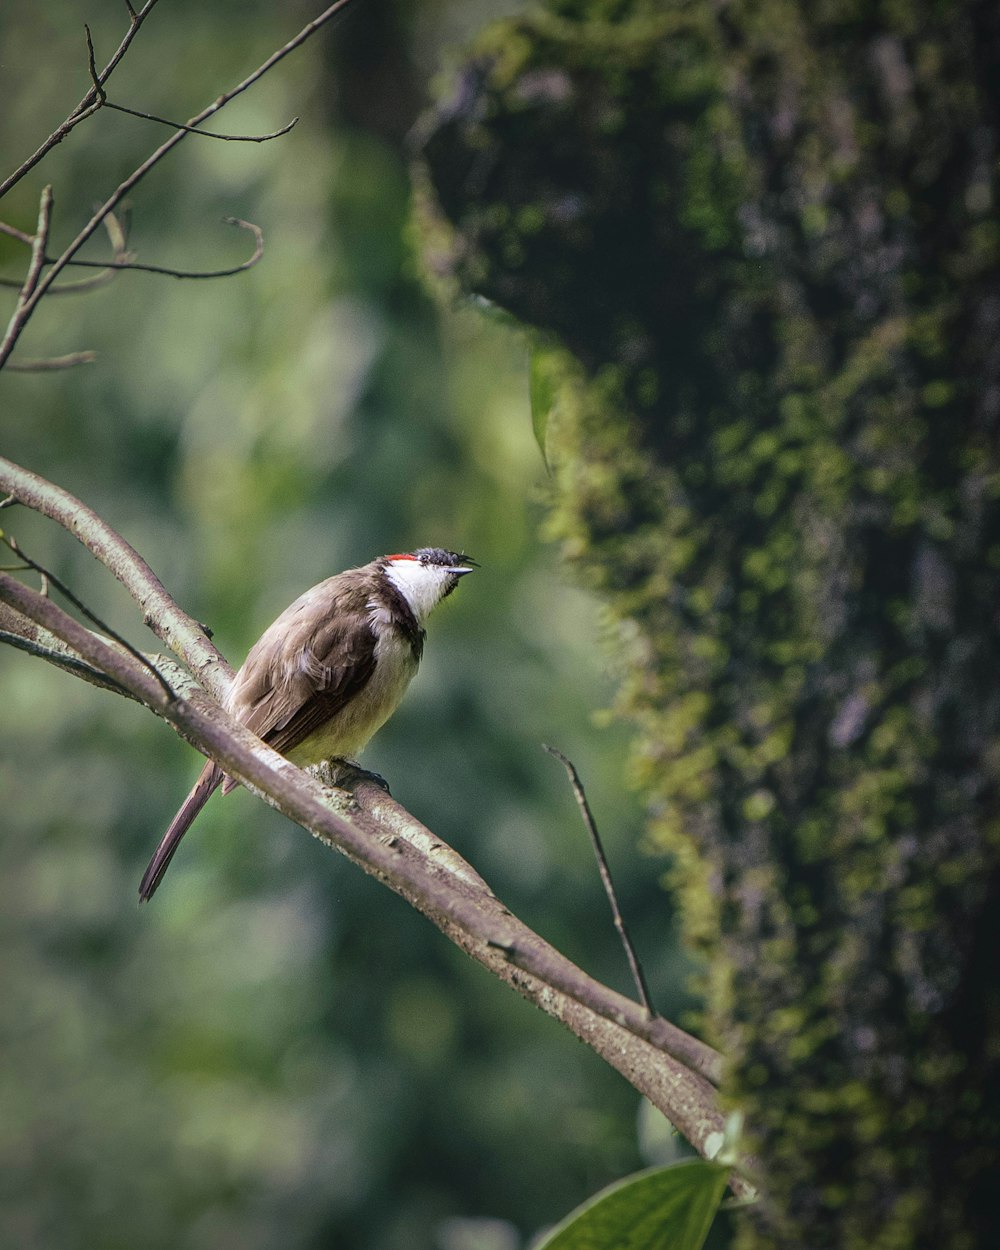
[139,547,476,901]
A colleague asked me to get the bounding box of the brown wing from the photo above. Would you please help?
[228,576,378,758]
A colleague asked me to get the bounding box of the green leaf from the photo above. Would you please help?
[529,346,558,468]
[535,1160,730,1250]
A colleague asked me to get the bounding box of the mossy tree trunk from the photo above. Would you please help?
[420,2,1000,1247]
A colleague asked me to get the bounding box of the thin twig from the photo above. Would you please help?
[0,222,35,245]
[0,0,358,367]
[544,744,656,1018]
[23,187,54,300]
[5,351,97,371]
[0,210,132,295]
[0,0,163,202]
[1,187,54,359]
[1,268,127,294]
[105,101,299,143]
[84,23,299,144]
[85,24,106,103]
[0,270,125,293]
[0,625,136,699]
[31,217,264,281]
[0,531,175,702]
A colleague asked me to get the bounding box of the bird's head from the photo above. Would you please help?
[381,547,476,623]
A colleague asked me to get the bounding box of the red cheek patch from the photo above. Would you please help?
[387,553,418,561]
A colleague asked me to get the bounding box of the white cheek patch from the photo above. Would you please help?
[367,600,395,631]
[385,560,450,623]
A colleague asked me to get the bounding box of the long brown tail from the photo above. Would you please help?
[139,760,223,902]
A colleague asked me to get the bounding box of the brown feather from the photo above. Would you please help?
[141,553,447,896]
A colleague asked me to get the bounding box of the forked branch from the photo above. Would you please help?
[0,0,163,201]
[0,0,358,368]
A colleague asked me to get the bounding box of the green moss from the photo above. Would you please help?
[420,0,1000,1245]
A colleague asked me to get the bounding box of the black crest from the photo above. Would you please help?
[413,547,477,568]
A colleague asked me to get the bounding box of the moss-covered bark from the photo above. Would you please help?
[420,2,1000,1247]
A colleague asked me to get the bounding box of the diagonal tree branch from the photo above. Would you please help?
[0,568,737,1183]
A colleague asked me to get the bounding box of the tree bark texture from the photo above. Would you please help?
[419,2,1000,1247]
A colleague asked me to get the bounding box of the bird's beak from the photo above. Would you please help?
[452,555,478,576]
[452,566,475,577]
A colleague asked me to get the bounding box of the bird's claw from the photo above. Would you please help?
[322,758,392,795]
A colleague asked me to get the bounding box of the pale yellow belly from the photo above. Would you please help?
[286,633,418,765]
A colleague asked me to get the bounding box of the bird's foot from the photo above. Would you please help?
[317,758,392,795]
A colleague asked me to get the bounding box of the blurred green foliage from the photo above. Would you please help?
[0,3,698,1248]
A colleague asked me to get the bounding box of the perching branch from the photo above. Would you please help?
[0,566,723,1084]
[0,576,731,1173]
[0,598,141,697]
[0,469,741,1183]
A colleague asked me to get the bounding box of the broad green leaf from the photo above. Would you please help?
[535,1159,730,1250]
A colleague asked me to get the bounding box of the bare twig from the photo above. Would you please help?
[0,531,175,701]
[0,271,124,293]
[6,351,97,371]
[107,102,299,143]
[0,222,35,245]
[0,599,203,704]
[0,0,358,368]
[84,24,106,102]
[22,188,53,298]
[0,209,132,295]
[0,0,163,202]
[1,186,53,361]
[0,456,230,698]
[28,217,265,281]
[544,744,656,1017]
[84,23,298,144]
[0,599,137,698]
[40,209,132,292]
